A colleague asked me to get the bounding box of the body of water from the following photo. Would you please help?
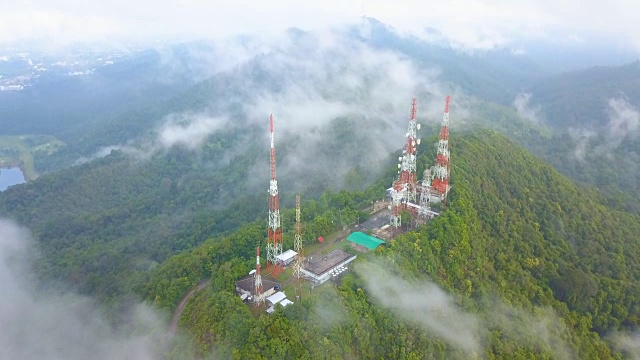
[0,167,26,191]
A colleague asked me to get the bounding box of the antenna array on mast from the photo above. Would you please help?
[432,96,451,203]
[389,98,420,228]
[267,115,283,278]
[254,247,264,305]
[293,194,304,299]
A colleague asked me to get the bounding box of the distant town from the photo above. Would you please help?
[0,47,128,91]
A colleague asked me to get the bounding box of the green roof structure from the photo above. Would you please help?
[347,232,386,250]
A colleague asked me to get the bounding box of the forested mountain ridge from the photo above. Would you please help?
[530,128,640,214]
[530,60,640,129]
[0,132,266,298]
[353,18,545,105]
[10,24,638,217]
[0,113,393,300]
[142,130,640,359]
[458,60,640,212]
[2,14,640,359]
[22,22,551,174]
[431,130,640,331]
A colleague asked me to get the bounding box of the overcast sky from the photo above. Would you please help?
[1,0,639,51]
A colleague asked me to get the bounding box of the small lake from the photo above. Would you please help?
[0,167,25,191]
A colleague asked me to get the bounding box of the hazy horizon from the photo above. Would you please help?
[1,0,640,55]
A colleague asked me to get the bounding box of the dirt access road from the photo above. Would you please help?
[167,203,387,334]
[168,279,211,336]
[167,230,348,335]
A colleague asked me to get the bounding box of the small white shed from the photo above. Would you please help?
[276,249,298,266]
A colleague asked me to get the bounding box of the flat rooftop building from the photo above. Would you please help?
[235,274,278,301]
[359,211,391,231]
[302,249,356,285]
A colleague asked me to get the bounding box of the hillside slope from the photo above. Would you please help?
[144,130,640,359]
[0,113,392,300]
[417,130,640,332]
[515,61,640,210]
[0,131,266,299]
[531,61,640,129]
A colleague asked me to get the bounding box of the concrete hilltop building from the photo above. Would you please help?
[301,249,357,285]
[235,273,278,302]
[275,249,298,267]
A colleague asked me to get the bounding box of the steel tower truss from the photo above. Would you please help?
[267,115,283,278]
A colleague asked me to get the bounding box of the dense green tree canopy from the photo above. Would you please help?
[142,130,639,359]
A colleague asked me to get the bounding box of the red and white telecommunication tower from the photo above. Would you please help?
[293,194,304,299]
[267,115,283,278]
[432,96,451,199]
[254,247,264,305]
[418,167,432,219]
[389,98,421,228]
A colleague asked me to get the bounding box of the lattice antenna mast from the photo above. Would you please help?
[293,194,304,299]
[267,115,283,278]
[254,247,265,305]
[400,98,420,203]
[418,167,432,219]
[390,98,421,228]
[432,96,451,198]
[389,181,404,228]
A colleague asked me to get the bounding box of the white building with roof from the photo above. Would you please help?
[266,291,287,307]
[279,299,294,307]
[276,249,298,266]
[265,291,293,314]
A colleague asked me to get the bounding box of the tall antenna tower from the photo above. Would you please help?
[389,181,404,228]
[293,194,304,299]
[267,115,283,278]
[418,167,432,219]
[389,98,421,228]
[432,96,451,200]
[403,98,420,203]
[254,247,264,305]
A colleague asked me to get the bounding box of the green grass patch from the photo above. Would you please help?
[0,134,66,180]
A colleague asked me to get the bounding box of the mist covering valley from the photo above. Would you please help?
[0,220,168,360]
[1,3,640,359]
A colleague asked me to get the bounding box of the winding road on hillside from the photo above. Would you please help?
[168,203,387,334]
[169,279,211,336]
[167,233,345,335]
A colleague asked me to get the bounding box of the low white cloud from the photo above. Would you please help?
[75,145,123,165]
[75,27,464,194]
[355,262,482,353]
[158,113,225,151]
[483,298,574,359]
[0,219,168,360]
[77,112,226,164]
[356,261,574,358]
[568,127,596,162]
[238,30,459,191]
[607,97,640,147]
[514,92,542,123]
[566,97,639,163]
[156,37,272,83]
[611,331,640,359]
